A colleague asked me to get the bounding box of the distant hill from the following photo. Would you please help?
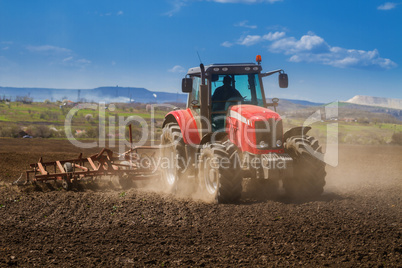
[346,95,402,110]
[282,99,324,106]
[271,98,401,122]
[1,86,400,121]
[268,98,324,113]
[0,86,187,103]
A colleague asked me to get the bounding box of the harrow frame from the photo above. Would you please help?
[24,146,159,189]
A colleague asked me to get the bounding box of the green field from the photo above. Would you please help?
[0,102,168,140]
[283,118,402,145]
[0,101,401,145]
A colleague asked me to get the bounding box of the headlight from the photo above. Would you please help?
[259,141,268,148]
[276,140,282,147]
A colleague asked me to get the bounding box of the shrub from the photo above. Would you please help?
[26,125,52,138]
[0,124,21,137]
[391,132,402,145]
[38,110,60,121]
[85,114,94,122]
[86,126,99,138]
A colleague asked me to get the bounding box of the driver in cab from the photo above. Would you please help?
[212,75,242,111]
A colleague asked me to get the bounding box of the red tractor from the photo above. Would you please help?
[160,56,326,203]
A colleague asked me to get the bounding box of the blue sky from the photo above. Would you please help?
[0,0,401,102]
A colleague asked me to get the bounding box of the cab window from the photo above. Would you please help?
[190,76,201,113]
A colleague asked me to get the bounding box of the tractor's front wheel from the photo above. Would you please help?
[198,140,242,203]
[283,135,326,198]
[160,123,186,193]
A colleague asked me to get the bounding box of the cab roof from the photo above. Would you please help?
[187,63,262,76]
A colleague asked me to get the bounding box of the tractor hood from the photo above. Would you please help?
[228,105,281,127]
[226,104,284,154]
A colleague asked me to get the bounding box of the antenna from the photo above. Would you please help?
[196,51,203,64]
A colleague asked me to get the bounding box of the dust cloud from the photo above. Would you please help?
[324,144,402,195]
[133,144,402,202]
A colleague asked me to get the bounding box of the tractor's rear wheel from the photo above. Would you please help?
[160,123,186,193]
[198,140,242,203]
[283,135,326,198]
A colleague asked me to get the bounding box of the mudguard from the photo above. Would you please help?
[283,126,311,141]
[162,109,201,145]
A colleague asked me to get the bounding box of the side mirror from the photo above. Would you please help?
[182,78,192,93]
[279,73,288,88]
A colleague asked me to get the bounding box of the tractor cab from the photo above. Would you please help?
[182,57,288,132]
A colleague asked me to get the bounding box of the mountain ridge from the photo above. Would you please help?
[346,95,402,110]
[1,86,401,112]
[0,86,187,103]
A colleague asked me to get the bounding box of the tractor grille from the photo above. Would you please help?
[254,119,283,150]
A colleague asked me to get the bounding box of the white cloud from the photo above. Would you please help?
[165,0,188,17]
[377,2,398,10]
[168,65,186,73]
[262,31,286,41]
[1,41,13,52]
[229,30,397,69]
[60,56,91,67]
[237,35,262,46]
[269,33,397,70]
[270,34,330,54]
[235,20,257,29]
[26,45,71,54]
[235,31,285,46]
[26,44,91,68]
[221,41,234,47]
[98,11,124,17]
[63,56,73,62]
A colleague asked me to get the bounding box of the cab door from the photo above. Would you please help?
[187,76,204,139]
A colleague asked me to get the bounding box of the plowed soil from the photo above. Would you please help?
[0,138,401,267]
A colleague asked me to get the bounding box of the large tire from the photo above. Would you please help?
[198,140,242,203]
[283,135,326,198]
[160,123,186,193]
